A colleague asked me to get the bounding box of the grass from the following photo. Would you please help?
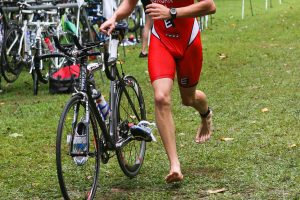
[0,0,299,199]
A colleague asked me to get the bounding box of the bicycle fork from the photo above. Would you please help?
[68,94,92,158]
[29,23,43,74]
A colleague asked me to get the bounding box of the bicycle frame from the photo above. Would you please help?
[5,13,32,63]
[68,48,142,152]
[75,59,114,149]
[89,70,142,151]
[54,25,148,199]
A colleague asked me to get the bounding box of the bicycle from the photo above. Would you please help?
[1,1,88,94]
[127,3,144,43]
[127,2,145,43]
[0,0,29,84]
[1,1,59,87]
[84,0,108,42]
[47,24,155,199]
[115,0,144,43]
[0,0,19,37]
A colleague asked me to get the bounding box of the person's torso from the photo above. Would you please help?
[151,0,200,57]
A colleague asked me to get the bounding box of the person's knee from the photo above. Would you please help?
[154,92,171,107]
[196,90,207,104]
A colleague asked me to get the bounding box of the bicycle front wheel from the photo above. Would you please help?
[115,75,146,178]
[56,94,100,200]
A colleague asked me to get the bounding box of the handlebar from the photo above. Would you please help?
[52,35,117,81]
[40,19,127,82]
[52,35,103,56]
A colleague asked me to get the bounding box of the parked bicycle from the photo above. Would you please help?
[0,0,111,94]
[127,3,144,43]
[1,0,90,94]
[43,23,155,199]
[115,0,144,43]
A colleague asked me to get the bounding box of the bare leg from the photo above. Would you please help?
[152,78,183,183]
[179,86,213,144]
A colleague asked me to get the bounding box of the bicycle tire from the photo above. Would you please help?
[56,94,100,200]
[33,30,77,94]
[35,65,48,84]
[127,6,143,33]
[31,69,38,96]
[0,26,23,83]
[33,49,49,85]
[115,75,147,178]
[31,51,48,95]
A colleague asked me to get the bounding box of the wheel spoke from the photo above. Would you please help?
[56,95,99,199]
[116,76,146,177]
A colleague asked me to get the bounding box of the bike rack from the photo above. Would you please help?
[2,2,87,13]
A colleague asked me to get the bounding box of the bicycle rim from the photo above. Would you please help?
[1,52,21,83]
[34,56,49,84]
[56,95,100,200]
[128,7,142,33]
[1,27,23,83]
[115,76,146,178]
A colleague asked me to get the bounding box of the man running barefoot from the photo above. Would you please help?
[100,0,216,184]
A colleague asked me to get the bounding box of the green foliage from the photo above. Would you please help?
[0,0,299,199]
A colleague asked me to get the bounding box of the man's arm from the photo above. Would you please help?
[177,0,216,18]
[111,0,139,22]
[100,0,138,35]
[145,0,216,20]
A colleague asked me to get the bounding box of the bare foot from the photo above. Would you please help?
[165,171,184,183]
[195,110,213,144]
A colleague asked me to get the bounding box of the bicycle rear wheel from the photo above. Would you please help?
[34,40,50,85]
[115,75,146,178]
[31,40,52,95]
[56,94,100,200]
[32,69,39,96]
[0,26,23,83]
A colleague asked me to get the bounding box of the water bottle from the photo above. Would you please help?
[92,89,110,120]
[25,31,31,52]
[44,37,55,53]
[30,32,36,47]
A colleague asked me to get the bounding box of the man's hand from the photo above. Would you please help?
[145,3,171,20]
[99,17,116,35]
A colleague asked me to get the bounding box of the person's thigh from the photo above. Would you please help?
[177,33,203,88]
[148,35,176,83]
